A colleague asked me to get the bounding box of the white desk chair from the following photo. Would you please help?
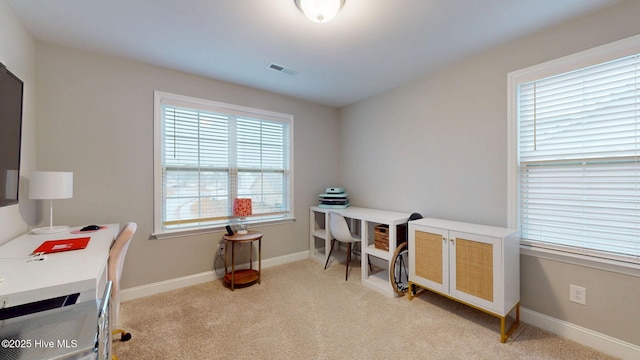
[109,222,136,344]
[325,212,364,281]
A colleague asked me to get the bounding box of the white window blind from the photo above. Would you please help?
[516,52,640,264]
[154,92,293,233]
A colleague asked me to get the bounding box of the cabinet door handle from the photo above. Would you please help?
[450,238,455,244]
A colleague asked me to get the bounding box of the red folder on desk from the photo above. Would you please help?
[32,237,91,254]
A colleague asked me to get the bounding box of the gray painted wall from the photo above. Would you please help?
[337,0,640,346]
[33,42,339,289]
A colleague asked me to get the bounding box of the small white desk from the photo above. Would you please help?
[0,224,119,311]
[310,206,411,297]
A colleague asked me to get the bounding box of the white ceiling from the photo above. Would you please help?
[7,0,619,107]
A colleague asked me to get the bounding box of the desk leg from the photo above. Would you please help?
[360,220,368,282]
[231,242,236,291]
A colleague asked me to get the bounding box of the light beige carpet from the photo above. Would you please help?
[112,259,616,360]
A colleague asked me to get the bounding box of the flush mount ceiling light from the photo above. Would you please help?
[295,0,345,23]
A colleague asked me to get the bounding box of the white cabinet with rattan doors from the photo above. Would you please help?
[408,218,520,342]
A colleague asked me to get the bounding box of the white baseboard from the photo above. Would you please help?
[119,250,309,302]
[521,307,640,360]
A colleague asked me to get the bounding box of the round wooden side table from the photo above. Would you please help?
[223,230,263,291]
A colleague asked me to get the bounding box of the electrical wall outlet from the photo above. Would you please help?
[569,284,587,305]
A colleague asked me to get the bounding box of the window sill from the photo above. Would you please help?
[151,217,296,240]
[520,244,640,278]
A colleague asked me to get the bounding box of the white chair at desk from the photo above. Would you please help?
[325,212,362,281]
[109,222,137,344]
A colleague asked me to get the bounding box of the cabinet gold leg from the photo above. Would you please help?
[408,282,415,300]
[500,302,520,343]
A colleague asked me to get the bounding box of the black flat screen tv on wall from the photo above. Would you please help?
[0,62,24,207]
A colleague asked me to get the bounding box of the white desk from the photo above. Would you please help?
[0,224,119,311]
[310,206,410,297]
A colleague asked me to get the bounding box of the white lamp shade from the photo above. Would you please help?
[296,0,344,23]
[29,171,73,200]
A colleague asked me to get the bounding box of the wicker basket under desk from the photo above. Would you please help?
[374,224,407,250]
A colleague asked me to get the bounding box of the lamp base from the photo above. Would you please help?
[31,225,70,235]
[237,230,248,235]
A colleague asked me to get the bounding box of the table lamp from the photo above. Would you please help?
[29,171,73,234]
[232,198,252,235]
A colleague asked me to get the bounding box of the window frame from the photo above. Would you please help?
[153,91,294,238]
[508,34,640,272]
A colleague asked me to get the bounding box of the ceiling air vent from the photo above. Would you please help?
[268,63,297,76]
